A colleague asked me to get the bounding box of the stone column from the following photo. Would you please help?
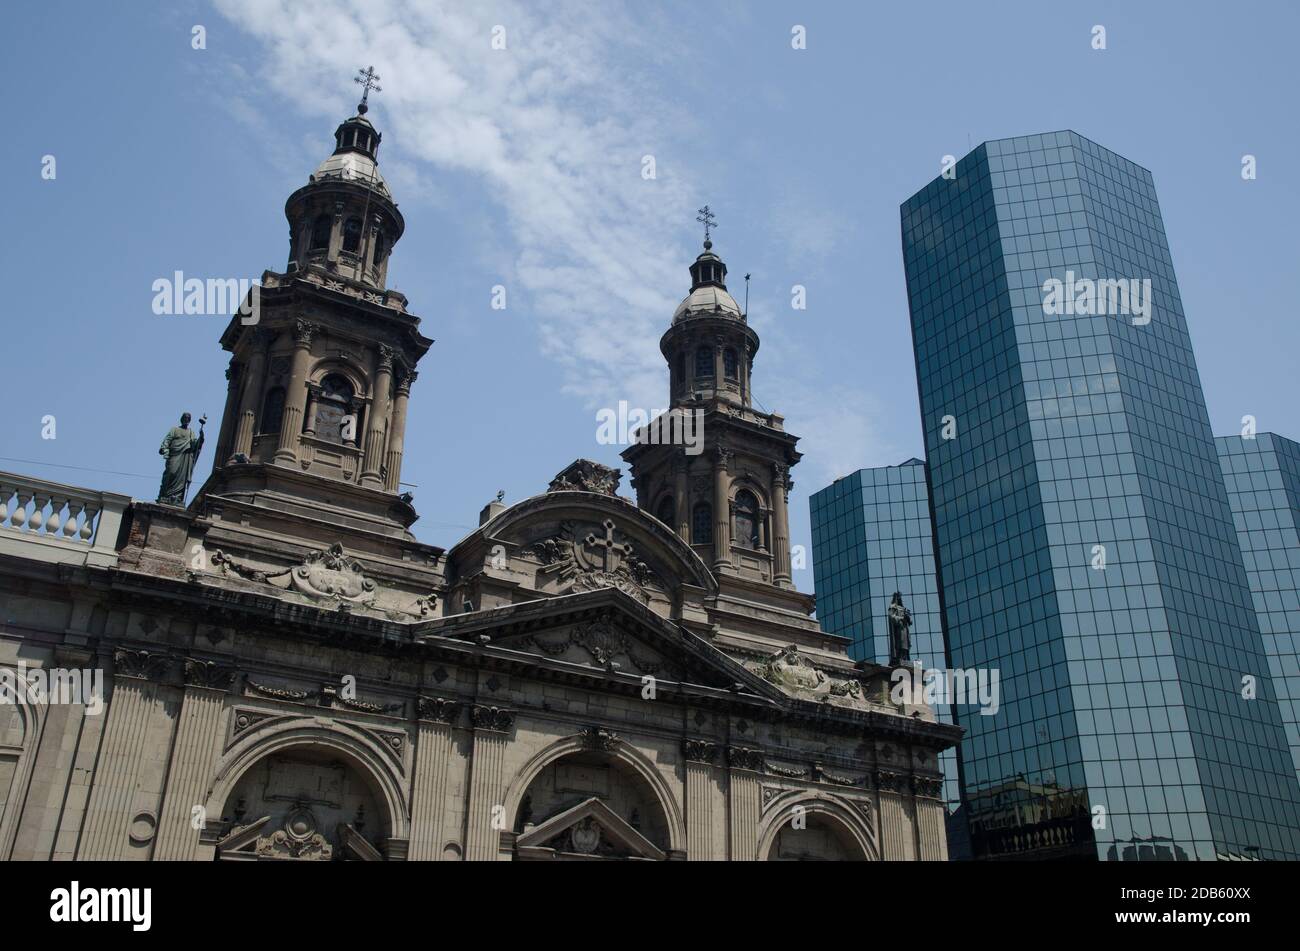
[154,660,235,860]
[674,457,689,543]
[465,704,513,861]
[385,369,414,493]
[215,362,242,463]
[363,213,383,283]
[273,320,316,464]
[361,345,395,488]
[914,778,949,860]
[713,340,725,390]
[683,740,719,860]
[326,200,344,265]
[726,746,762,860]
[408,696,459,861]
[771,462,792,585]
[712,447,732,573]
[78,650,171,860]
[742,343,753,406]
[876,772,917,860]
[302,384,321,438]
[7,647,92,860]
[230,328,270,461]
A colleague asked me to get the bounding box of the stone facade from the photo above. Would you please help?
[0,101,958,862]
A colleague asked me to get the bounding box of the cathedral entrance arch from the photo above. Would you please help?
[757,794,875,861]
[204,722,407,861]
[504,736,682,860]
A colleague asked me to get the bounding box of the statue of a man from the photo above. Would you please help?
[157,412,206,506]
[887,591,913,666]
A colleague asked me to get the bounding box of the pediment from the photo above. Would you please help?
[491,610,686,681]
[516,796,665,860]
[446,490,717,603]
[448,591,769,694]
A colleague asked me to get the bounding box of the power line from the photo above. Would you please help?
[0,457,157,482]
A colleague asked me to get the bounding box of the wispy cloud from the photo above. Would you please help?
[213,0,882,485]
[215,0,697,412]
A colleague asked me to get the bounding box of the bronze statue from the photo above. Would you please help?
[887,591,913,666]
[157,412,206,506]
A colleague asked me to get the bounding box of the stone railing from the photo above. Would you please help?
[0,471,132,567]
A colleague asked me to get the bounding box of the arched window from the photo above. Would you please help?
[309,214,332,250]
[692,502,713,544]
[314,374,356,444]
[734,490,760,548]
[695,347,714,379]
[342,217,362,253]
[724,347,739,381]
[259,387,285,435]
[371,230,386,266]
[675,351,686,392]
[656,495,675,527]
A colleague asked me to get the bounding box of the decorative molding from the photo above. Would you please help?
[530,521,659,604]
[681,738,719,764]
[416,696,461,724]
[913,776,944,799]
[727,746,765,772]
[232,709,276,738]
[113,648,171,682]
[293,319,317,347]
[876,769,904,794]
[811,763,863,787]
[182,658,237,691]
[470,704,515,733]
[765,761,808,779]
[547,459,621,495]
[247,680,315,702]
[578,725,620,752]
[335,693,403,715]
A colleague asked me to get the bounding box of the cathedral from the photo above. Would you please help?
[0,92,957,862]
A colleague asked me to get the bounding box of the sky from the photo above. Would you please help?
[2,0,1297,596]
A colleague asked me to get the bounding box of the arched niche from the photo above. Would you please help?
[757,792,877,862]
[204,720,408,861]
[503,735,684,859]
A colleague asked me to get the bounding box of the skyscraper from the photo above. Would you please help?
[1216,432,1300,787]
[902,130,1300,860]
[810,459,960,821]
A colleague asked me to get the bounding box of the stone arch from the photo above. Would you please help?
[0,685,44,860]
[204,718,409,843]
[308,358,369,396]
[756,790,877,861]
[501,734,685,854]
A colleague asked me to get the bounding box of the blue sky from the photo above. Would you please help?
[3,0,1297,595]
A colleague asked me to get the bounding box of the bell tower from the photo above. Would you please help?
[622,209,802,594]
[196,70,434,546]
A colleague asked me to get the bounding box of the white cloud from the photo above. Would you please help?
[214,0,883,487]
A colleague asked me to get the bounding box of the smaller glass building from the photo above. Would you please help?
[810,460,959,819]
[1217,432,1300,786]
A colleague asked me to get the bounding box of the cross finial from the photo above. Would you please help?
[696,205,718,247]
[354,66,382,115]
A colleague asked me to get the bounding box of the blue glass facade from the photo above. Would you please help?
[1217,432,1300,787]
[902,131,1300,860]
[810,460,959,815]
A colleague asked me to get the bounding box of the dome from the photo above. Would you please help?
[310,150,390,197]
[673,284,743,322]
[673,239,742,323]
